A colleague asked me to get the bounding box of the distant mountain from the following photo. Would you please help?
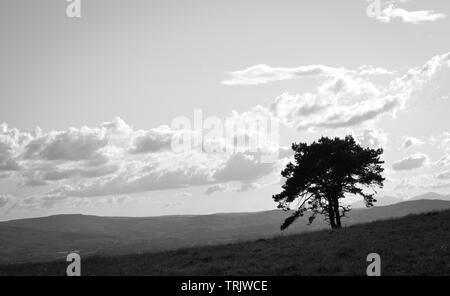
[350,195,405,208]
[409,192,450,201]
[351,192,450,208]
[1,198,450,264]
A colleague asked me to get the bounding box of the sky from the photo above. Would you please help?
[1,0,450,221]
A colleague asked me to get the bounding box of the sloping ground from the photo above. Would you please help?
[1,199,450,264]
[1,209,449,276]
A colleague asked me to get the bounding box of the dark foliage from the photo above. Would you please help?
[274,135,385,230]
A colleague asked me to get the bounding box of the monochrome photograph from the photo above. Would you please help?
[0,0,449,282]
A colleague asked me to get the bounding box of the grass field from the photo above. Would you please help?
[1,209,449,276]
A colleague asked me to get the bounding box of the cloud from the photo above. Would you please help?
[223,64,342,86]
[100,195,132,205]
[355,128,388,149]
[213,152,276,183]
[39,150,281,200]
[42,164,119,181]
[437,170,450,180]
[300,95,401,129]
[222,63,392,86]
[235,182,262,192]
[14,119,134,186]
[24,127,108,162]
[402,136,425,149]
[48,164,214,198]
[3,52,450,211]
[278,146,294,159]
[129,126,174,154]
[0,107,288,211]
[438,132,450,152]
[392,153,429,171]
[161,201,184,209]
[437,155,450,167]
[393,173,450,191]
[423,182,450,190]
[0,159,21,172]
[269,92,332,123]
[205,182,262,195]
[205,184,229,195]
[394,178,417,190]
[0,194,12,208]
[174,192,193,198]
[263,52,450,130]
[376,4,446,24]
[393,174,445,191]
[0,123,29,172]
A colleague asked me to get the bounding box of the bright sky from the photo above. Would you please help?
[1,0,450,220]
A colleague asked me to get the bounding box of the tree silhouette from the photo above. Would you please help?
[273,135,385,230]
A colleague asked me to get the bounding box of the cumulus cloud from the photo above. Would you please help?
[263,52,450,130]
[13,119,136,186]
[222,52,450,137]
[13,110,284,203]
[24,127,108,162]
[301,95,401,129]
[355,128,388,149]
[129,126,175,154]
[48,163,214,198]
[402,136,425,149]
[392,153,429,171]
[54,149,278,199]
[375,3,446,24]
[269,92,332,124]
[3,52,450,211]
[0,123,29,172]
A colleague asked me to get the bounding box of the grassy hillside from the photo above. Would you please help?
[1,199,450,265]
[1,209,449,276]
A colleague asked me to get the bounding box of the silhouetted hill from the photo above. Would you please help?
[351,192,450,208]
[1,199,450,264]
[1,209,449,275]
[409,192,450,201]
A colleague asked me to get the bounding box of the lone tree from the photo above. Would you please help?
[273,135,385,230]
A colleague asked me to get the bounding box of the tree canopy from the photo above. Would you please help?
[273,135,385,230]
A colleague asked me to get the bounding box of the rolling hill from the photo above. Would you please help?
[1,197,450,265]
[1,208,449,276]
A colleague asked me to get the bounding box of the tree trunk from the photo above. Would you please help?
[333,196,342,228]
[328,199,337,229]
